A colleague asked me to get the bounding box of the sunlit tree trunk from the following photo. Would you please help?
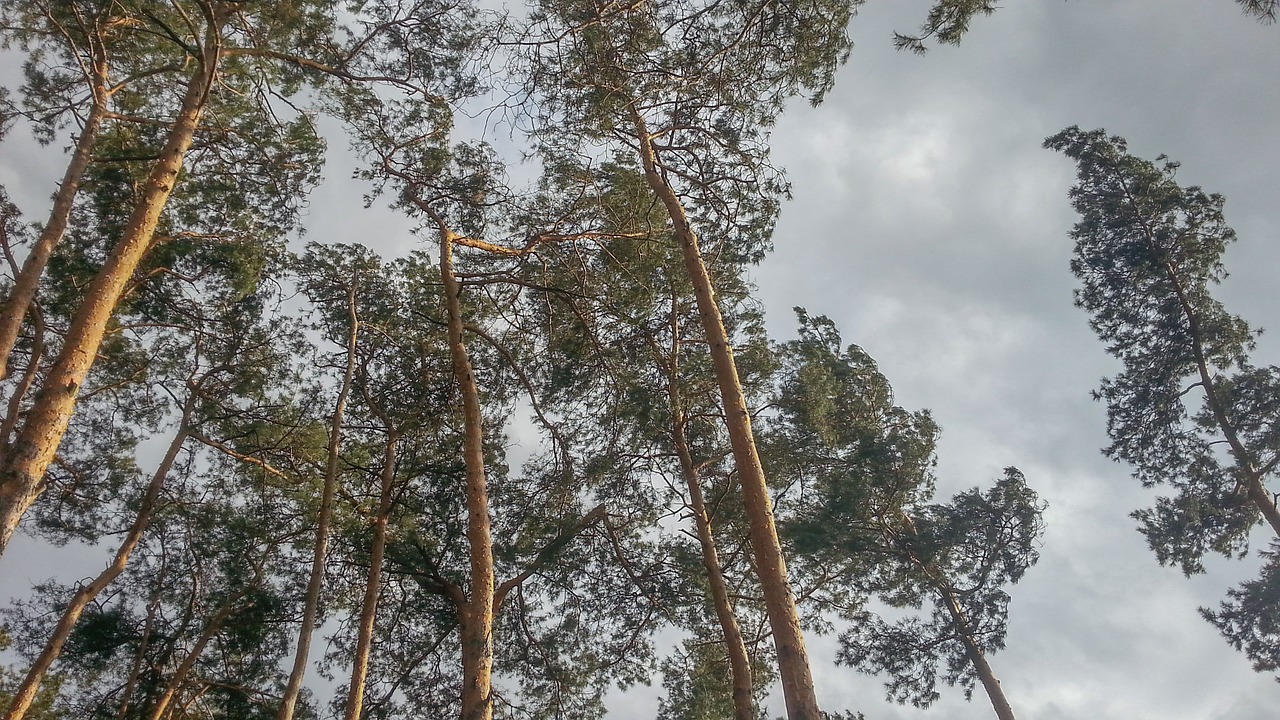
[1,399,191,720]
[629,105,820,720]
[441,228,496,720]
[661,304,756,720]
[672,403,756,720]
[0,49,108,381]
[341,431,398,720]
[146,590,247,720]
[0,13,224,557]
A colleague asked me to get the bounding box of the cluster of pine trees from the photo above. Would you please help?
[0,1,1275,719]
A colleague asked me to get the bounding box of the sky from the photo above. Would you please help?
[2,1,1280,718]
[745,1,1280,718]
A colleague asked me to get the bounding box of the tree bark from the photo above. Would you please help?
[0,15,223,557]
[341,431,398,720]
[441,229,496,720]
[0,49,108,381]
[2,400,191,720]
[672,404,757,720]
[629,105,820,720]
[661,312,756,720]
[277,285,361,720]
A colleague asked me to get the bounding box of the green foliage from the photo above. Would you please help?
[1202,546,1280,677]
[837,470,1045,708]
[893,1,999,54]
[1045,125,1278,574]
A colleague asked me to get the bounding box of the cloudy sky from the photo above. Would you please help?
[2,1,1279,718]
[745,1,1280,718]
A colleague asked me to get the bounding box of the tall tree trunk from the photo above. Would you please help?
[1157,256,1280,537]
[278,285,361,720]
[441,229,496,720]
[672,404,756,720]
[0,53,108,380]
[2,400,191,720]
[629,106,821,719]
[341,431,398,720]
[937,586,1017,720]
[662,313,756,720]
[0,17,223,557]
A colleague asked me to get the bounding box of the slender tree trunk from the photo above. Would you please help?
[937,586,1017,720]
[146,591,247,720]
[341,431,398,720]
[672,404,756,720]
[441,229,496,720]
[661,309,755,720]
[629,106,820,720]
[0,20,223,557]
[0,55,108,381]
[2,402,191,720]
[1158,257,1280,537]
[116,574,166,720]
[278,286,361,720]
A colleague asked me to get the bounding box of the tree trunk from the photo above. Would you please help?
[278,285,360,720]
[146,591,248,720]
[441,229,496,720]
[0,18,223,557]
[937,586,1017,720]
[1158,257,1280,538]
[0,55,108,381]
[2,402,191,720]
[662,317,756,720]
[341,431,398,720]
[629,106,821,720]
[672,404,757,720]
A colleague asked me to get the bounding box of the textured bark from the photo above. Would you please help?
[277,285,360,720]
[629,106,820,720]
[341,432,398,720]
[2,402,190,720]
[660,305,755,720]
[0,16,223,557]
[0,53,108,381]
[441,229,496,720]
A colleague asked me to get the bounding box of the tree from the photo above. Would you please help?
[516,0,866,712]
[0,0,347,555]
[836,472,1042,720]
[1048,125,1280,677]
[768,312,1041,720]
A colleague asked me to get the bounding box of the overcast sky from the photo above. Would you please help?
[748,1,1280,718]
[3,1,1279,718]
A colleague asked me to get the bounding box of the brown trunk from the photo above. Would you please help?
[146,591,247,720]
[661,307,755,720]
[629,106,820,719]
[2,402,190,720]
[441,229,496,720]
[115,577,165,720]
[1158,258,1280,537]
[0,54,108,380]
[937,586,1017,720]
[0,18,222,557]
[672,405,756,720]
[341,431,398,720]
[278,285,361,720]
